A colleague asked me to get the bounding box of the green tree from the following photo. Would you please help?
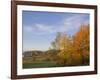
[51,32,62,50]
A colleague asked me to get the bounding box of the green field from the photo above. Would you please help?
[23,61,57,68]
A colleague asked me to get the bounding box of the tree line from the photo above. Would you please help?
[50,24,90,66]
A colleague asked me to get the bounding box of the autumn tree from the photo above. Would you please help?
[51,32,73,66]
[73,24,90,65]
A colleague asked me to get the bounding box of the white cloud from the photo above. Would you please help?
[24,26,33,32]
[62,14,89,35]
[24,24,54,35]
[34,24,53,33]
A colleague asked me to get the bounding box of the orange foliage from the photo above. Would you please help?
[51,24,90,66]
[72,24,90,65]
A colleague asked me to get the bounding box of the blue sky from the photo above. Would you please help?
[22,11,89,51]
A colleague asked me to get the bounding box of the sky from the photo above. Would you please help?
[22,11,89,51]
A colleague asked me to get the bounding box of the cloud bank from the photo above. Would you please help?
[23,14,89,36]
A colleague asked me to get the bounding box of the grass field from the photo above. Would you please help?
[23,61,57,68]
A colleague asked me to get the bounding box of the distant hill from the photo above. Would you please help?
[23,49,60,58]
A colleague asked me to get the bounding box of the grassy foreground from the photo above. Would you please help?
[23,61,57,68]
